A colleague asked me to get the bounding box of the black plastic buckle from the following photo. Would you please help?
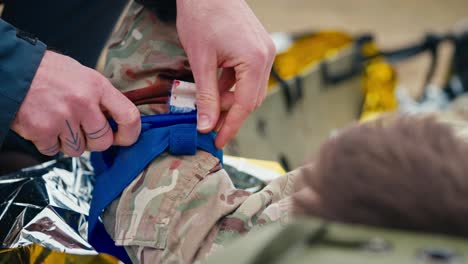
[271,66,304,113]
[320,34,374,85]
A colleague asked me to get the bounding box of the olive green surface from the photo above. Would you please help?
[204,218,468,264]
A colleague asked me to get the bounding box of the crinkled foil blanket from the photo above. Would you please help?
[0,157,270,263]
[0,157,119,263]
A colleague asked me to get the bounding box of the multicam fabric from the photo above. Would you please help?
[101,151,299,263]
[103,2,192,115]
[101,3,299,263]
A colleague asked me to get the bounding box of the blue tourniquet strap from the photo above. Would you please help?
[88,112,222,263]
[169,125,197,155]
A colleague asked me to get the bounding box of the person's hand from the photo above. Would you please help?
[176,0,275,148]
[11,51,141,157]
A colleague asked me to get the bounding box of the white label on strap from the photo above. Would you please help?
[170,80,197,113]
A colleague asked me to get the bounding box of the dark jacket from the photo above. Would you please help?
[0,18,46,147]
[0,0,173,154]
[0,0,128,151]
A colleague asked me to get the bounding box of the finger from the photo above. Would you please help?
[219,68,236,112]
[234,61,264,113]
[257,43,275,107]
[100,81,141,146]
[215,63,264,148]
[59,120,85,157]
[257,58,273,107]
[218,68,236,93]
[191,54,220,132]
[255,71,268,108]
[34,139,61,156]
[215,103,252,148]
[220,91,235,112]
[214,111,228,133]
[14,120,61,156]
[257,82,267,108]
[81,107,113,151]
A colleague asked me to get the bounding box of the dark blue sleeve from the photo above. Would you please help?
[0,18,46,147]
[2,0,128,68]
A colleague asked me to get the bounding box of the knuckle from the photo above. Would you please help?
[122,105,140,125]
[35,135,56,146]
[242,101,257,113]
[88,73,110,96]
[251,46,270,63]
[88,136,113,152]
[17,114,64,140]
[265,38,276,57]
[41,149,59,157]
[67,92,93,109]
[35,139,60,156]
[53,105,70,118]
[118,140,133,147]
[33,120,56,135]
[197,91,218,105]
[90,72,108,89]
[115,136,135,147]
[14,125,32,140]
[100,140,113,151]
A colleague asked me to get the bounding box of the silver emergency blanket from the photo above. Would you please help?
[0,155,272,258]
[0,157,97,255]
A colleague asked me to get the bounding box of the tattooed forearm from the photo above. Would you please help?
[85,122,111,140]
[65,120,81,151]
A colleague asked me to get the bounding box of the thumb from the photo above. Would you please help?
[100,82,141,146]
[191,55,220,133]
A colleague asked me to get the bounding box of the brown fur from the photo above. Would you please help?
[294,115,468,237]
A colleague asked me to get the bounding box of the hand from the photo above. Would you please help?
[176,0,275,148]
[11,51,141,157]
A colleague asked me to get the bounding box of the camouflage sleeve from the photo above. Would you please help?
[104,2,190,115]
[102,150,245,263]
[101,150,302,264]
[100,3,302,263]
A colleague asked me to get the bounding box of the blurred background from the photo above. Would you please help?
[250,0,467,44]
[225,0,468,169]
[249,0,467,96]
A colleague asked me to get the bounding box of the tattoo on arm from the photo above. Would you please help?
[65,120,81,151]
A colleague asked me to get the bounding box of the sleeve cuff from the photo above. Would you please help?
[0,19,47,147]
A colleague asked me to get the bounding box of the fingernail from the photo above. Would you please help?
[198,114,211,130]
